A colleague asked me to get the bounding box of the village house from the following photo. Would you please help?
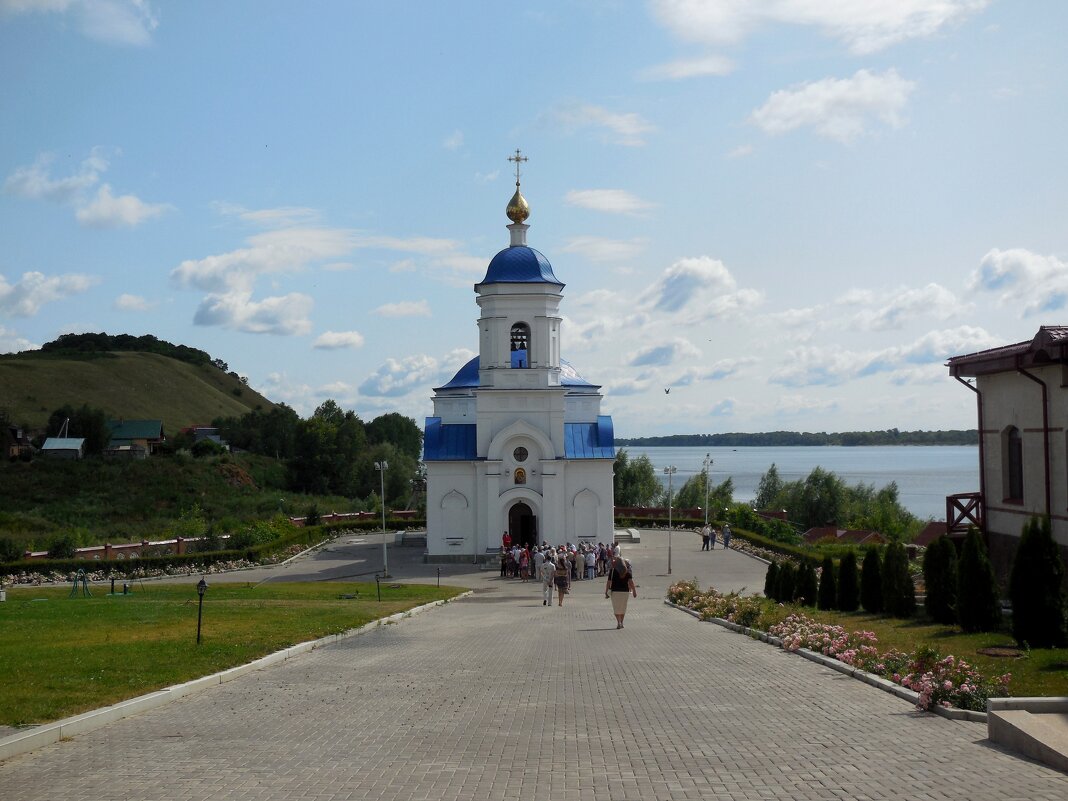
[947,325,1068,579]
[107,419,166,455]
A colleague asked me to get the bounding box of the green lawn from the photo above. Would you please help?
[0,581,464,727]
[782,606,1068,698]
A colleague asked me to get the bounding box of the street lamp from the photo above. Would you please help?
[702,453,712,527]
[664,465,677,575]
[374,460,391,578]
[196,578,208,645]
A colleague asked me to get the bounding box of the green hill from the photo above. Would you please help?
[0,351,275,432]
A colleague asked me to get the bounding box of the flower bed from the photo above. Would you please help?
[667,580,1011,712]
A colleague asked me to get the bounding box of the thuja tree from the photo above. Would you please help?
[957,528,1001,633]
[860,547,883,614]
[796,561,819,607]
[837,550,860,612]
[764,561,779,599]
[923,536,959,625]
[776,562,796,603]
[882,540,916,618]
[1009,516,1068,648]
[817,555,837,610]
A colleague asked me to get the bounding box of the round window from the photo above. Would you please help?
[513,446,528,462]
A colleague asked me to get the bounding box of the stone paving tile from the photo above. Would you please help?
[2,535,1066,800]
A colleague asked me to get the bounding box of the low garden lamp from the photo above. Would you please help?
[196,578,208,645]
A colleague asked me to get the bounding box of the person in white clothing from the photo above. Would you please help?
[541,554,556,606]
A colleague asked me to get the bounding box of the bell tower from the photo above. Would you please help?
[475,149,563,390]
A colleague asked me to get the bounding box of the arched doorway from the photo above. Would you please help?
[508,502,537,547]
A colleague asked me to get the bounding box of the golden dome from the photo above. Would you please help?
[506,187,530,223]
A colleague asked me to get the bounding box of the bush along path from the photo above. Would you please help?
[666,580,1011,715]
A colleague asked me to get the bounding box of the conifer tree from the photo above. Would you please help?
[860,547,883,614]
[1009,516,1068,648]
[776,562,796,604]
[837,549,860,612]
[923,536,958,624]
[764,561,779,600]
[882,540,915,618]
[957,528,1001,633]
[796,560,818,606]
[817,555,837,610]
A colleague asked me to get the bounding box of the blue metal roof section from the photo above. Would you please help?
[564,416,616,459]
[436,356,598,391]
[476,246,563,288]
[423,418,478,461]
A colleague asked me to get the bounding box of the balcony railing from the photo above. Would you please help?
[946,492,982,534]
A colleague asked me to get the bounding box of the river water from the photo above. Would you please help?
[621,445,979,521]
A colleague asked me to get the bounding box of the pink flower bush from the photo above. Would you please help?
[668,581,1011,713]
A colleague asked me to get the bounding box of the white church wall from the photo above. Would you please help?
[426,464,478,558]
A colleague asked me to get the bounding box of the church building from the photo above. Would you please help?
[422,156,616,560]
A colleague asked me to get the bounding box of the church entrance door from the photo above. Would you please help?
[508,502,537,548]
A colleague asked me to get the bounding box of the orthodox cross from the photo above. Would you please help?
[508,148,528,186]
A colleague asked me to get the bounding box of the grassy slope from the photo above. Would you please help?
[0,581,464,726]
[0,454,356,548]
[0,351,274,431]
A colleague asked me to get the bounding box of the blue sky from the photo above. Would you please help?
[2,1,1066,436]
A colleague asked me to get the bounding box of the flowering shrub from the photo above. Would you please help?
[669,583,1012,713]
[900,646,1012,712]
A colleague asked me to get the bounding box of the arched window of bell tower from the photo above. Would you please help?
[510,322,531,368]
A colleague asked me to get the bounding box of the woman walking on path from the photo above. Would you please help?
[605,556,637,629]
[553,555,571,607]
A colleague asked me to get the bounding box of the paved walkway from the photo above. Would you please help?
[2,532,1067,799]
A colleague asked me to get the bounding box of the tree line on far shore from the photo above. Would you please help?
[617,429,978,447]
[614,451,921,541]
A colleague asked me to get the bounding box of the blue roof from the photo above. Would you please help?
[564,417,616,459]
[423,418,477,461]
[436,356,597,391]
[477,246,563,288]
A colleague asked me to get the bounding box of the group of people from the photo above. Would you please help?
[499,540,617,583]
[698,522,732,552]
[498,538,637,627]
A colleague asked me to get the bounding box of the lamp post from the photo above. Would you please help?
[374,460,390,577]
[196,578,207,645]
[702,453,712,527]
[664,465,677,575]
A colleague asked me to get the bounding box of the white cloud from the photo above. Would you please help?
[650,0,989,55]
[475,170,499,183]
[257,371,315,414]
[171,227,355,293]
[639,54,735,81]
[75,183,169,227]
[443,130,464,150]
[0,324,38,353]
[775,394,840,415]
[641,256,762,318]
[750,69,916,142]
[564,189,654,215]
[768,325,999,387]
[561,236,647,263]
[112,292,154,311]
[313,330,365,350]
[1,0,159,46]
[853,282,965,330]
[549,103,655,146]
[389,259,417,273]
[0,271,96,316]
[726,144,754,159]
[629,337,701,367]
[192,291,313,336]
[373,300,431,318]
[213,203,320,228]
[3,150,106,202]
[359,354,439,398]
[5,148,166,226]
[968,248,1068,315]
